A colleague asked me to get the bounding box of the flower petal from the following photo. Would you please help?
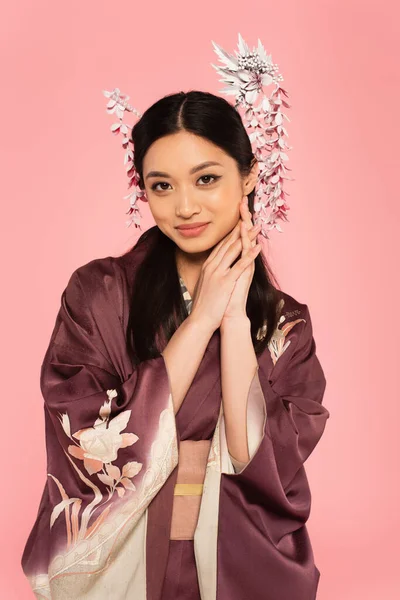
[83,456,103,475]
[108,410,131,433]
[68,445,85,460]
[97,473,114,487]
[120,477,136,491]
[122,461,143,478]
[106,464,121,481]
[120,432,139,448]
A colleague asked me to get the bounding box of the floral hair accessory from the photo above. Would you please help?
[102,88,145,229]
[103,33,293,238]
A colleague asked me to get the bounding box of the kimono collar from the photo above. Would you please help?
[179,275,193,315]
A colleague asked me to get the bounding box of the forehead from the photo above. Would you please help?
[143,131,232,174]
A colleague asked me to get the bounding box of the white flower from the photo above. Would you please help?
[68,396,139,475]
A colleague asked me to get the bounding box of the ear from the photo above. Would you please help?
[242,159,259,195]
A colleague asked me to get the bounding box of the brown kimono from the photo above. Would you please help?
[21,242,330,599]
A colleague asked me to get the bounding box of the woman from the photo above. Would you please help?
[21,91,330,600]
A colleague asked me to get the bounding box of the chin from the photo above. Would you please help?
[175,239,214,255]
[173,232,218,255]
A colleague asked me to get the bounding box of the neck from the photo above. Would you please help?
[175,246,211,297]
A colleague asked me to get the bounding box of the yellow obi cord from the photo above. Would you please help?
[174,483,204,496]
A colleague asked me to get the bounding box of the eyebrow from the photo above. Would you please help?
[145,161,224,180]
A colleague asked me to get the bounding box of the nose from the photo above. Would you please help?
[175,192,201,218]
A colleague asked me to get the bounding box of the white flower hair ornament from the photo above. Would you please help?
[103,33,293,238]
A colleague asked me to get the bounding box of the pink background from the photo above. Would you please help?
[1,0,399,597]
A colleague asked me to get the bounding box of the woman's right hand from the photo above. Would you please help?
[188,218,262,334]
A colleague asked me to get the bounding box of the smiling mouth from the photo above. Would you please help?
[176,222,210,230]
[176,223,210,237]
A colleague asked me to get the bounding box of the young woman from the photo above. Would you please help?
[21,91,330,600]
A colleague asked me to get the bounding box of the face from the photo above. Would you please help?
[142,131,258,259]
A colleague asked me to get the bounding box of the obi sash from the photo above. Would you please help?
[170,439,211,540]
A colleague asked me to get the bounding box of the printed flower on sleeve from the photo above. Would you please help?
[257,298,306,365]
[49,389,143,547]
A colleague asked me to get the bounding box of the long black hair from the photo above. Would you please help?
[123,90,282,366]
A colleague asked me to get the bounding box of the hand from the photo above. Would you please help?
[188,204,261,335]
[221,196,262,325]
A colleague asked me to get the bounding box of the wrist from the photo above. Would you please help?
[220,315,251,333]
[185,313,216,338]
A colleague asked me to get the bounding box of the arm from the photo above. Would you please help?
[219,304,329,483]
[162,315,214,414]
[220,316,258,466]
[217,304,330,596]
[21,261,213,590]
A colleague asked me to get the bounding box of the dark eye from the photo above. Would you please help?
[151,181,169,192]
[151,181,171,192]
[198,174,220,185]
[150,174,221,192]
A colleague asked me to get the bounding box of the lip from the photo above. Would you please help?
[176,222,210,237]
[176,222,210,230]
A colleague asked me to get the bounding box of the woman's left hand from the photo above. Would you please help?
[221,196,262,324]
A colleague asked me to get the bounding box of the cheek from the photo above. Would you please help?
[147,198,170,222]
[209,190,240,224]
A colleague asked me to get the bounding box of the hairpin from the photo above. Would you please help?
[103,33,293,238]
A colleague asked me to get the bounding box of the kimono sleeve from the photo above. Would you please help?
[217,307,330,600]
[222,304,330,491]
[21,264,179,594]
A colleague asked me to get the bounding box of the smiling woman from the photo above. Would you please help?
[21,89,329,600]
[126,91,281,363]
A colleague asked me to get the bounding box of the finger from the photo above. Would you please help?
[245,212,259,249]
[244,221,261,248]
[209,222,242,267]
[246,208,255,235]
[214,221,241,253]
[240,201,256,248]
[219,199,252,260]
[241,220,251,256]
[230,223,261,257]
[217,226,260,273]
[210,210,257,269]
[240,197,254,228]
[208,210,260,272]
[239,201,252,230]
[203,220,241,267]
[229,243,262,280]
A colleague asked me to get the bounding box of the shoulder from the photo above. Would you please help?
[67,242,148,290]
[276,289,311,331]
[64,243,150,325]
[61,256,122,327]
[67,255,121,298]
